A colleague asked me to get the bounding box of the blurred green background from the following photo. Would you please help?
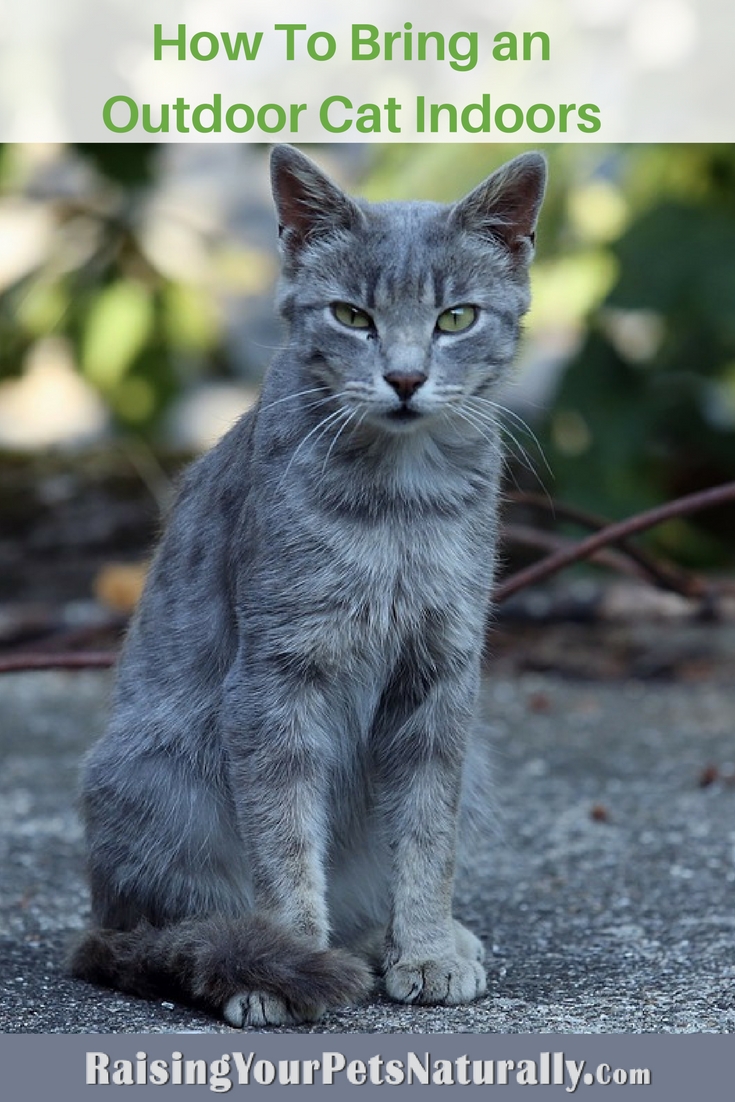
[1,142,734,569]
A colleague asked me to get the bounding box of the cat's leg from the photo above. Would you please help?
[221,652,372,1023]
[224,658,331,943]
[81,736,251,927]
[382,773,487,1005]
[78,721,369,1027]
[351,920,484,972]
[376,658,487,1006]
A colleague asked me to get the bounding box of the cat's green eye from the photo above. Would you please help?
[436,305,477,334]
[332,302,373,330]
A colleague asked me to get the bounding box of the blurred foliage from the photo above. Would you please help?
[364,144,735,564]
[0,144,227,434]
[1,142,735,566]
[538,146,735,566]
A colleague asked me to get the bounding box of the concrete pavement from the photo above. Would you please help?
[2,667,735,1033]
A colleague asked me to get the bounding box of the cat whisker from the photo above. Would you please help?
[464,398,549,485]
[320,408,359,476]
[258,386,330,415]
[450,404,529,494]
[265,390,357,424]
[446,404,500,452]
[471,409,539,482]
[348,408,370,441]
[468,395,553,480]
[277,407,349,488]
[247,339,293,353]
[341,386,375,401]
[300,391,354,415]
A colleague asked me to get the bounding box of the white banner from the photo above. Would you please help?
[0,0,732,142]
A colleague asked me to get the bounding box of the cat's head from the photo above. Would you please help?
[270,145,546,435]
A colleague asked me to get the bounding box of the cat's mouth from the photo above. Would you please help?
[387,406,422,423]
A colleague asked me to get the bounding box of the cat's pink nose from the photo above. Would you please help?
[383,372,427,401]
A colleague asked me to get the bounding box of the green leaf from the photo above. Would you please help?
[81,281,154,390]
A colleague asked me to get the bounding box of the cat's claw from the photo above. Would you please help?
[224,991,324,1027]
[384,956,487,1005]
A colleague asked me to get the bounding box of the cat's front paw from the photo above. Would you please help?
[224,991,323,1027]
[384,956,486,1006]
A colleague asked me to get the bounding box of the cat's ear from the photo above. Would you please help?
[451,152,547,262]
[270,145,363,255]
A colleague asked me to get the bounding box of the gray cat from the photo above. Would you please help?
[70,145,546,1027]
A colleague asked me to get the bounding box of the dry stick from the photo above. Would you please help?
[496,480,735,604]
[506,491,705,599]
[0,651,115,673]
[503,522,650,582]
[2,480,735,675]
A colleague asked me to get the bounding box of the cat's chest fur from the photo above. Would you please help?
[241,424,499,688]
[305,513,476,665]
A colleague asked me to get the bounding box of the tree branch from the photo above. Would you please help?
[506,491,706,599]
[1,480,734,675]
[496,480,735,603]
[0,651,115,674]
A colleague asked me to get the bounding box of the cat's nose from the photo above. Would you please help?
[383,372,428,401]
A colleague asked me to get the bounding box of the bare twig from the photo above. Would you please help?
[496,480,735,603]
[503,523,648,581]
[0,651,115,674]
[1,480,734,675]
[506,491,705,598]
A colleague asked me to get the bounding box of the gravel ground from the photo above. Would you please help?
[2,666,735,1034]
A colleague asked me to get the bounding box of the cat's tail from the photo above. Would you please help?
[68,914,373,1026]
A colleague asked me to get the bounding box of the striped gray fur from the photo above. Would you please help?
[70,146,546,1026]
